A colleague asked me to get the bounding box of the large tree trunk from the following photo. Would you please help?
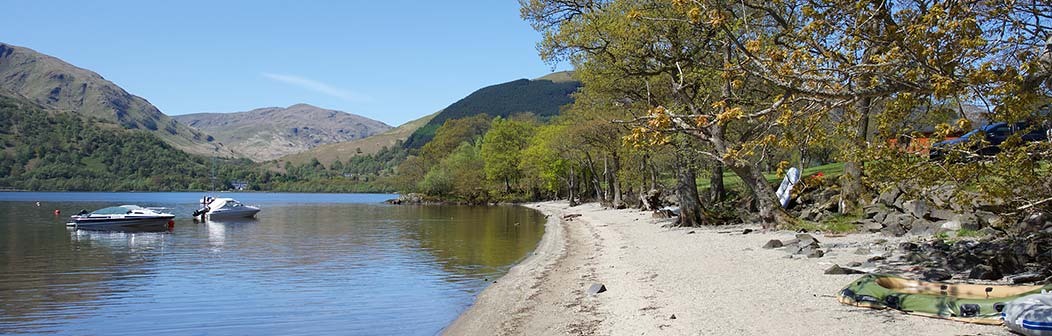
[727,162,793,229]
[710,162,725,203]
[675,141,705,226]
[610,152,624,208]
[840,96,872,214]
[584,153,603,201]
[568,165,579,206]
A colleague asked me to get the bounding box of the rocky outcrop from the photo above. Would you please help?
[175,104,392,161]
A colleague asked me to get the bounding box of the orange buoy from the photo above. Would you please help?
[167,220,175,230]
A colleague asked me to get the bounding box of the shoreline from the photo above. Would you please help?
[444,201,1011,335]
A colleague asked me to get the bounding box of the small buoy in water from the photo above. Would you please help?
[167,220,175,230]
[36,202,40,207]
[53,209,60,215]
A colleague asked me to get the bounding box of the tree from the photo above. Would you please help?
[481,117,535,194]
[523,0,795,227]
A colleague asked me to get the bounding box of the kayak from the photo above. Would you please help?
[837,274,1052,325]
[1004,290,1052,336]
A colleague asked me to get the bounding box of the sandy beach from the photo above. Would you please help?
[444,201,1011,335]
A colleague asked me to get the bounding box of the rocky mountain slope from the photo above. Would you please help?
[0,42,234,157]
[279,111,436,166]
[174,104,392,161]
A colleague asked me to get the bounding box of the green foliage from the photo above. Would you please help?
[0,96,399,193]
[481,117,535,193]
[404,78,579,148]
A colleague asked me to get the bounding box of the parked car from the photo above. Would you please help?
[929,121,1049,160]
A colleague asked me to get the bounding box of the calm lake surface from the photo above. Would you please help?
[0,192,545,335]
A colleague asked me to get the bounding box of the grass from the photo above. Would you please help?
[696,162,846,190]
[790,210,861,234]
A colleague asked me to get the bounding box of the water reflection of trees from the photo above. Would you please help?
[402,205,545,279]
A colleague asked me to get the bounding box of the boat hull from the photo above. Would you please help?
[68,216,174,231]
[206,207,260,220]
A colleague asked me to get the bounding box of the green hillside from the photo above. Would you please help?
[0,42,236,158]
[403,73,580,148]
[0,96,394,192]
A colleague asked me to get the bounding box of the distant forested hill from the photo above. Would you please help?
[0,42,236,158]
[0,95,220,191]
[404,72,579,148]
[0,96,395,192]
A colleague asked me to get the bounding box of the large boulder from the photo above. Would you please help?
[909,218,939,235]
[968,264,1003,280]
[903,199,932,219]
[878,187,902,207]
[882,213,913,236]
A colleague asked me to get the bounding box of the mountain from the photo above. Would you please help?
[174,104,393,162]
[403,71,580,148]
[0,42,234,157]
[279,111,437,166]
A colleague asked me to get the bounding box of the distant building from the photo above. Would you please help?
[230,180,249,190]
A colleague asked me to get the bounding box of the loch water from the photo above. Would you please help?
[0,192,545,335]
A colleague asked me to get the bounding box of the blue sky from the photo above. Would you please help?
[1,0,568,126]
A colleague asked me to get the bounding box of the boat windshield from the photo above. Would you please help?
[221,201,244,209]
[92,205,142,215]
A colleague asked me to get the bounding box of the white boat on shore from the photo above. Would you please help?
[194,197,261,220]
[67,205,175,231]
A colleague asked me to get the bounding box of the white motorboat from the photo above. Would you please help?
[67,205,175,231]
[194,197,261,220]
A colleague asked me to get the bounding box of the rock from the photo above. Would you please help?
[641,189,663,211]
[653,209,675,219]
[800,208,816,221]
[954,213,982,231]
[929,209,958,221]
[563,213,583,220]
[975,211,1004,228]
[854,247,872,255]
[807,249,825,258]
[587,283,607,295]
[742,229,753,235]
[939,220,961,232]
[796,233,820,246]
[878,187,902,207]
[670,314,676,320]
[854,219,881,233]
[1017,212,1051,234]
[922,269,953,282]
[863,204,883,219]
[1008,272,1046,284]
[968,265,1003,280]
[847,261,863,267]
[687,230,696,234]
[898,242,919,253]
[903,199,932,219]
[825,264,865,275]
[867,255,887,262]
[909,218,938,235]
[762,239,784,249]
[872,210,889,224]
[882,214,912,236]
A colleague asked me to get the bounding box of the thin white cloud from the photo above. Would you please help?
[262,73,371,103]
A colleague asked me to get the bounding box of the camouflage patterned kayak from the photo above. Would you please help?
[837,274,1052,325]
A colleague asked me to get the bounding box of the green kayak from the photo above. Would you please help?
[837,274,1052,325]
